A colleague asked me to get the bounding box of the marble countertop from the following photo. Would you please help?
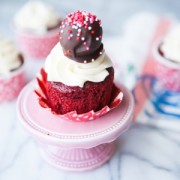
[0,1,180,180]
[1,101,180,180]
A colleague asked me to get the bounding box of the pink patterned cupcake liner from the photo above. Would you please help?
[34,68,123,122]
[0,64,25,103]
[153,41,180,92]
[15,28,59,59]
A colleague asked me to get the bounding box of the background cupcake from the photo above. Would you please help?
[14,1,62,59]
[0,36,25,103]
[153,24,180,92]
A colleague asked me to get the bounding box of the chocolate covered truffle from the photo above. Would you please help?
[59,10,103,63]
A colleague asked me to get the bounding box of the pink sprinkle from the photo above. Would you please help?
[91,30,95,34]
[65,11,98,28]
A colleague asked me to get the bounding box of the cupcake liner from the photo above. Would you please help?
[35,68,123,122]
[15,28,59,59]
[156,62,180,92]
[0,65,25,103]
[153,41,180,92]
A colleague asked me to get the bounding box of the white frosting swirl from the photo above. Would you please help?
[14,1,60,34]
[0,36,21,75]
[161,24,180,63]
[45,43,112,87]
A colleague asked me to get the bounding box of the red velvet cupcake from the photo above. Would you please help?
[36,11,122,120]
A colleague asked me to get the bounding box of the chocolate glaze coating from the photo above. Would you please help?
[59,11,103,63]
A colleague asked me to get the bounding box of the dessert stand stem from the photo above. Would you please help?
[39,142,116,171]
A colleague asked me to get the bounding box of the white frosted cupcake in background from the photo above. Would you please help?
[0,36,25,103]
[161,24,180,64]
[14,1,62,59]
[153,24,180,92]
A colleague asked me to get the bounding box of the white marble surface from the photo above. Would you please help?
[1,102,180,180]
[0,1,180,180]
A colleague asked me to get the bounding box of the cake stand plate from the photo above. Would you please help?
[17,81,134,172]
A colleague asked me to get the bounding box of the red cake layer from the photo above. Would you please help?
[45,67,114,114]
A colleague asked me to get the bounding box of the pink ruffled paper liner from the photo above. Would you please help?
[35,68,123,122]
[0,65,25,103]
[15,28,59,59]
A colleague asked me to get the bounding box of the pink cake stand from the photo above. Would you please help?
[17,81,134,172]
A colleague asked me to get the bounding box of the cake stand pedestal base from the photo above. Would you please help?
[39,142,116,172]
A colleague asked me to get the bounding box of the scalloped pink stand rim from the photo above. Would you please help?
[17,80,134,172]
